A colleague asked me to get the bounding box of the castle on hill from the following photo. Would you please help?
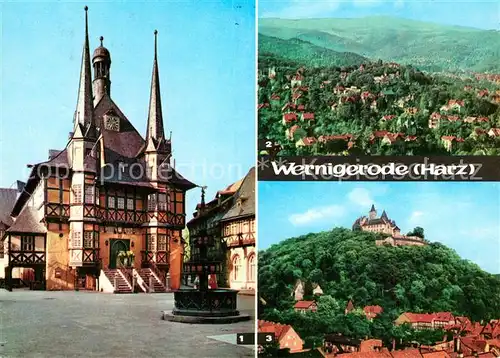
[352,205,426,247]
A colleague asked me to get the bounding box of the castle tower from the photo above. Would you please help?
[92,36,111,105]
[68,6,99,268]
[369,204,377,220]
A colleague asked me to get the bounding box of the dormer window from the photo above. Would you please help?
[104,114,120,132]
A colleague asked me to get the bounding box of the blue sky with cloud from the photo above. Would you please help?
[258,182,500,274]
[259,0,499,30]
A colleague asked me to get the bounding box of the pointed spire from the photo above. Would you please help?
[370,204,376,212]
[74,6,95,134]
[145,29,167,152]
[381,210,388,219]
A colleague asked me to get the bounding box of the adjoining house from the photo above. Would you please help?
[188,168,256,291]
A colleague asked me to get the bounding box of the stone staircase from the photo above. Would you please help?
[136,268,167,293]
[103,269,133,294]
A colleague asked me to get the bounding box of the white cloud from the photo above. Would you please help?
[262,0,341,18]
[347,188,374,207]
[409,210,424,223]
[394,0,405,9]
[289,205,345,226]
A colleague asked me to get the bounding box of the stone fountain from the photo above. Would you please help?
[162,188,250,323]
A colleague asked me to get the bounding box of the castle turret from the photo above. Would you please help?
[369,204,377,220]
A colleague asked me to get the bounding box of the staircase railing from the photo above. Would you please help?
[120,267,135,291]
[150,261,167,291]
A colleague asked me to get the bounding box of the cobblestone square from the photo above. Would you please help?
[0,290,255,358]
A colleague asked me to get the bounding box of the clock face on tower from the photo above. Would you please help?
[104,115,120,132]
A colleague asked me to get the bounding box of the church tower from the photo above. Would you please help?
[92,36,111,105]
[144,30,171,183]
[68,6,99,268]
[369,204,377,220]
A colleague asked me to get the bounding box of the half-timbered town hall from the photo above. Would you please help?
[0,7,196,292]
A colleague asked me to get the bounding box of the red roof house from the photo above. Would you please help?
[301,112,315,121]
[258,320,303,353]
[282,112,298,124]
[294,300,317,313]
[364,305,383,320]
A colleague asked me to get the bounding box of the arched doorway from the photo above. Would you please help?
[109,239,130,269]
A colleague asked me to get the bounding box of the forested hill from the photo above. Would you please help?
[259,228,500,322]
[259,17,500,72]
[259,34,368,68]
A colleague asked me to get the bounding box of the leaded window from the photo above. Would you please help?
[117,197,125,209]
[158,193,167,211]
[157,234,167,251]
[126,198,134,211]
[147,234,156,251]
[83,232,93,248]
[148,194,156,211]
[72,185,82,203]
[72,232,82,247]
[107,195,115,209]
[85,186,95,204]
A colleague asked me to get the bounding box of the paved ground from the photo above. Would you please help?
[0,289,255,358]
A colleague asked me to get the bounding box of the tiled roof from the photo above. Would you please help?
[0,188,17,226]
[364,305,383,317]
[422,352,450,358]
[7,206,46,234]
[294,300,315,309]
[461,337,488,354]
[390,349,423,358]
[217,178,244,196]
[337,351,391,358]
[403,313,436,323]
[258,320,293,341]
[220,167,255,221]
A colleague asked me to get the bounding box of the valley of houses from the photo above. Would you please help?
[260,295,500,357]
[258,66,500,153]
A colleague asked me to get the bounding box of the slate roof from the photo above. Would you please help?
[94,95,146,158]
[0,188,17,226]
[7,206,46,234]
[220,167,255,222]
